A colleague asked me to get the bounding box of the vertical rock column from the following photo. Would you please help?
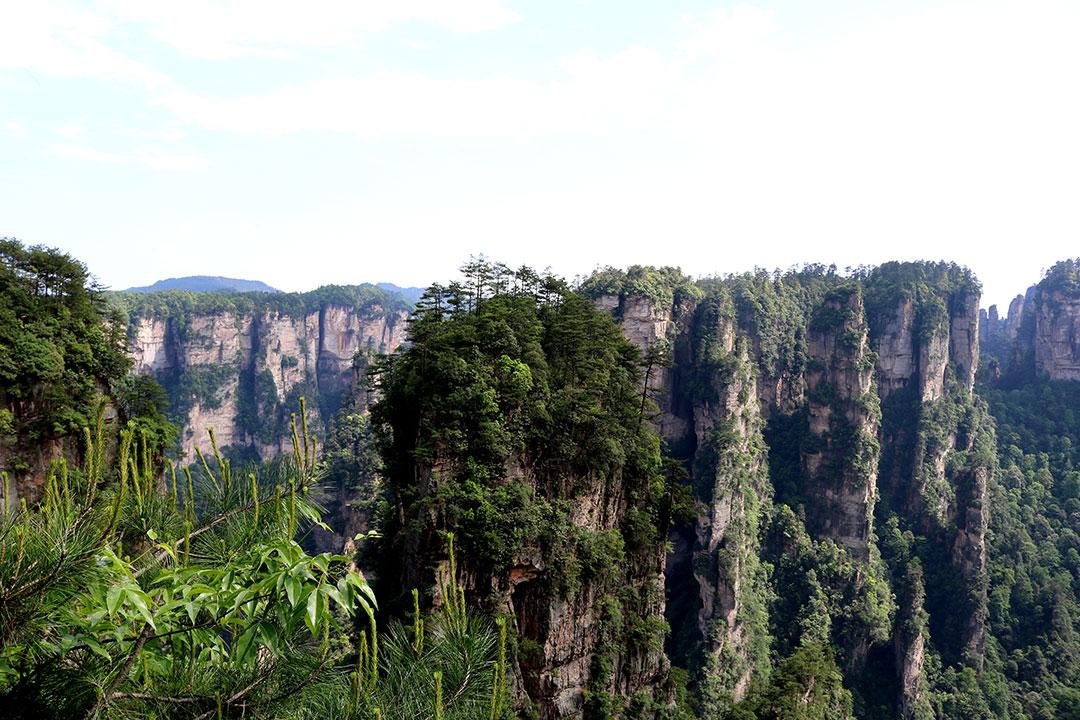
[687,298,772,706]
[802,286,880,562]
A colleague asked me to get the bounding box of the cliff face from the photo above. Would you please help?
[873,287,978,404]
[1033,289,1080,380]
[593,263,990,717]
[803,287,880,562]
[487,454,668,718]
[593,293,691,446]
[127,304,406,462]
[987,272,1080,382]
[867,276,990,688]
[686,303,770,704]
[874,283,983,519]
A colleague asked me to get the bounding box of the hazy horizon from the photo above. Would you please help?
[96,255,1042,316]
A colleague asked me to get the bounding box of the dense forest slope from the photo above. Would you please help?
[4,240,1080,719]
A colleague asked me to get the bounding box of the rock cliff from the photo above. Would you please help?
[684,298,771,704]
[114,263,1018,717]
[120,289,408,463]
[374,287,673,719]
[802,286,880,562]
[987,262,1080,382]
[592,263,990,717]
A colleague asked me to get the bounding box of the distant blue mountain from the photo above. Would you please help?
[375,283,426,304]
[122,277,430,306]
[123,276,282,294]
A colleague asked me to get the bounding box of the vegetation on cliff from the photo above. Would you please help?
[112,283,411,324]
[1,239,175,487]
[1,239,130,473]
[372,261,680,716]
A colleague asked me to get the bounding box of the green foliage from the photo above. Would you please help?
[1038,258,1080,297]
[0,407,376,719]
[112,283,411,324]
[764,506,893,666]
[734,643,855,720]
[0,238,131,470]
[580,265,703,308]
[111,374,179,456]
[320,411,380,499]
[374,260,675,715]
[374,262,668,572]
[858,261,980,343]
[980,378,1080,718]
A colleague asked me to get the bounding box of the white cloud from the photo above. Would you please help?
[677,5,779,60]
[156,72,598,140]
[0,0,166,85]
[4,120,28,138]
[100,0,521,58]
[51,142,206,171]
[52,142,123,163]
[153,43,683,140]
[55,123,84,139]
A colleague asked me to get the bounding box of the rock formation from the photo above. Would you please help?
[802,286,879,561]
[593,263,990,716]
[125,301,406,462]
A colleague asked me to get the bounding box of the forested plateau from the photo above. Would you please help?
[2,238,1079,719]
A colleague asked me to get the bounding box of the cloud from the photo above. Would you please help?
[99,0,521,59]
[139,0,1080,237]
[153,43,684,141]
[0,0,166,86]
[55,123,84,139]
[4,120,28,138]
[677,5,779,60]
[51,142,206,171]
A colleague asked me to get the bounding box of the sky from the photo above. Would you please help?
[1,0,1078,311]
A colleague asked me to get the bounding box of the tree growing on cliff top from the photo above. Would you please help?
[0,239,131,466]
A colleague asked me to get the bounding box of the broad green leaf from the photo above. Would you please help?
[83,637,111,661]
[285,576,301,607]
[305,585,321,637]
[106,585,124,616]
[325,585,347,612]
[127,591,156,629]
[156,542,178,563]
[235,625,259,664]
[258,622,279,655]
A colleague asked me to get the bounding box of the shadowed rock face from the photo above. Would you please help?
[989,277,1080,382]
[494,457,669,719]
[802,287,879,562]
[128,305,406,462]
[873,287,979,403]
[1034,290,1080,380]
[594,293,691,446]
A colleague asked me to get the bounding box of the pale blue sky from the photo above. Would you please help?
[2,0,1078,310]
